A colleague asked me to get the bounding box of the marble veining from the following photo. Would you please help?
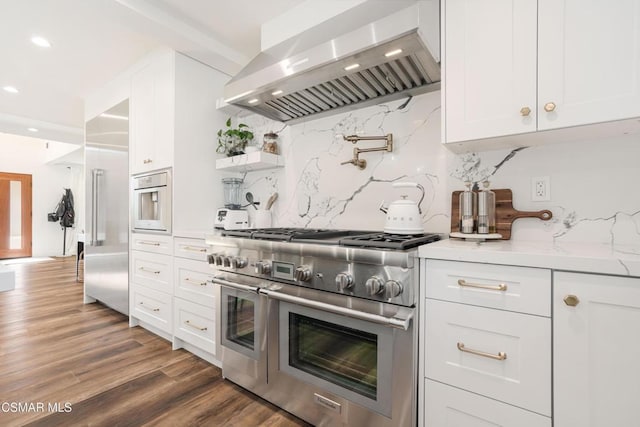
[222,90,640,250]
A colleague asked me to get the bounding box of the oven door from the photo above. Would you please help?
[263,286,415,427]
[215,275,268,393]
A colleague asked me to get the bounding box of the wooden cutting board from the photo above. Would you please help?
[451,188,552,240]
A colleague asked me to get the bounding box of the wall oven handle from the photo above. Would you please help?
[260,288,413,330]
[211,277,260,294]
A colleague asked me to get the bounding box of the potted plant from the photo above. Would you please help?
[217,118,254,156]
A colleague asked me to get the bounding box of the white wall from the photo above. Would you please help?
[0,132,82,257]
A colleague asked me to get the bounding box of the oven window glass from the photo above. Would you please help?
[289,313,377,399]
[227,295,255,350]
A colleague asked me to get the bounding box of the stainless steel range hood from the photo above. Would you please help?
[223,1,440,124]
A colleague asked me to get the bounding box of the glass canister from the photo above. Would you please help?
[459,181,477,234]
[222,177,243,209]
[477,181,496,234]
[262,132,278,154]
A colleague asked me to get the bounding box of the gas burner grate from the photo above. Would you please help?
[222,228,353,242]
[339,232,441,250]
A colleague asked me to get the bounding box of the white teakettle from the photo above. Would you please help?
[379,182,425,234]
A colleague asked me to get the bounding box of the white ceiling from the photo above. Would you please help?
[0,0,304,144]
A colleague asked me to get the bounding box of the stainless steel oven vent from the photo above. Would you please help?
[223,1,440,124]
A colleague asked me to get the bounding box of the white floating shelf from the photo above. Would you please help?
[216,151,283,172]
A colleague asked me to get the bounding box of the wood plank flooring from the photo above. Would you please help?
[0,257,310,427]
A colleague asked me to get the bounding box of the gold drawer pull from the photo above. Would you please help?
[139,302,160,312]
[184,277,208,286]
[182,246,206,252]
[520,106,531,116]
[564,294,580,307]
[185,320,207,331]
[139,267,161,274]
[544,102,556,112]
[457,279,507,292]
[139,241,161,246]
[143,158,153,164]
[457,342,507,361]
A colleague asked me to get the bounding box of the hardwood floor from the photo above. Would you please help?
[0,257,310,427]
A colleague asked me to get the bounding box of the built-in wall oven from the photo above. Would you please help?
[131,168,172,234]
[207,229,440,427]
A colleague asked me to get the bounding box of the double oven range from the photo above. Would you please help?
[206,228,440,427]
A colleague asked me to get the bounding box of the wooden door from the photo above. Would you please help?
[0,172,32,259]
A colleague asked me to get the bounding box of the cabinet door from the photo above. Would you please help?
[538,0,640,130]
[425,379,551,427]
[444,0,537,143]
[130,52,174,173]
[554,272,640,427]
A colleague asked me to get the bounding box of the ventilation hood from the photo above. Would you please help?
[223,1,440,124]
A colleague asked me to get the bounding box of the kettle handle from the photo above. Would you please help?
[391,182,425,214]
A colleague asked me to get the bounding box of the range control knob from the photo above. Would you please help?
[365,276,385,296]
[384,280,403,298]
[232,257,247,269]
[294,266,312,282]
[335,273,354,292]
[222,256,232,268]
[255,261,272,275]
[207,254,215,264]
[215,255,224,266]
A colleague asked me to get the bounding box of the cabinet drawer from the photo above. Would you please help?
[425,379,551,427]
[131,251,173,293]
[131,284,172,333]
[131,233,173,255]
[174,257,217,307]
[173,298,216,355]
[174,237,208,262]
[425,259,551,316]
[425,299,551,416]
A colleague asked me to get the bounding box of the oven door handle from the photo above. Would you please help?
[260,288,413,330]
[211,277,260,294]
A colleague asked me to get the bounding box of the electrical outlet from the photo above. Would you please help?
[531,176,550,201]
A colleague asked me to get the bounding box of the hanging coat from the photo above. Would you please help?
[55,188,75,228]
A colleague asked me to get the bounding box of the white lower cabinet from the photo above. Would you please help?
[422,260,552,426]
[172,237,219,362]
[131,284,172,333]
[554,272,640,427]
[173,298,216,354]
[425,380,551,427]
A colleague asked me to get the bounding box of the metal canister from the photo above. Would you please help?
[477,181,496,234]
[459,182,477,234]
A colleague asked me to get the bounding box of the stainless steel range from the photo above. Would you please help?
[205,228,440,427]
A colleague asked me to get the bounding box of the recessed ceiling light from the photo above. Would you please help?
[3,86,19,94]
[248,99,259,104]
[27,128,39,132]
[271,90,283,96]
[385,48,403,57]
[31,36,51,48]
[344,63,360,71]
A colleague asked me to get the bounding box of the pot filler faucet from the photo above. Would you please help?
[340,133,393,170]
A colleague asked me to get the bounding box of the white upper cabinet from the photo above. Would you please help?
[538,0,640,131]
[443,0,640,147]
[130,50,175,174]
[444,0,537,143]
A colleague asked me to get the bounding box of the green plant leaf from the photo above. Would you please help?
[226,117,231,127]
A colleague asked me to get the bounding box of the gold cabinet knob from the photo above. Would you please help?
[563,294,580,307]
[544,102,556,112]
[520,106,531,116]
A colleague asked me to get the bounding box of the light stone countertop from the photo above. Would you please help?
[419,238,640,277]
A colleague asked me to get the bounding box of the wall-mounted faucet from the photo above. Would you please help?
[340,133,393,170]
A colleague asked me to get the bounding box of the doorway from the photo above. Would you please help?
[0,172,32,259]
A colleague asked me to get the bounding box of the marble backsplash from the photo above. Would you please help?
[221,91,640,247]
